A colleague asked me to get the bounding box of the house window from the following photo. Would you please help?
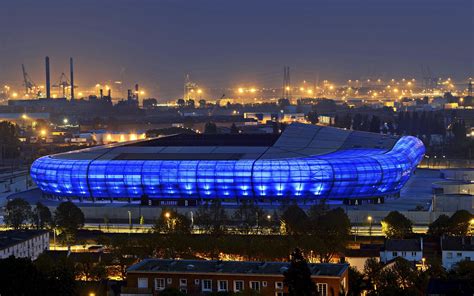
[180,288,187,294]
[276,293,284,296]
[262,281,267,287]
[457,252,462,257]
[317,283,328,296]
[167,278,172,284]
[202,279,212,292]
[392,251,398,257]
[447,252,453,259]
[154,278,165,291]
[195,279,200,285]
[234,280,244,292]
[137,278,148,289]
[180,279,187,287]
[402,251,406,256]
[412,252,417,256]
[275,281,284,290]
[218,280,228,291]
[250,281,261,291]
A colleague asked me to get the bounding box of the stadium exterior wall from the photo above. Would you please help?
[30,136,425,202]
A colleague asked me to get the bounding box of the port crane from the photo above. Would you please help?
[21,64,39,97]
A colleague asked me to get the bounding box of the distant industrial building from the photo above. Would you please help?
[0,230,49,260]
[123,259,349,296]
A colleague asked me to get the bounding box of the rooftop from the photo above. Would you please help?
[382,239,422,252]
[441,237,474,251]
[0,230,48,250]
[127,133,280,147]
[127,259,348,277]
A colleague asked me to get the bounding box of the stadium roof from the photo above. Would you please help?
[52,123,400,161]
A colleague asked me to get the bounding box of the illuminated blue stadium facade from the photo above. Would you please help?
[30,123,425,203]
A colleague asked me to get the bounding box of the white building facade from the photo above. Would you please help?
[0,230,50,260]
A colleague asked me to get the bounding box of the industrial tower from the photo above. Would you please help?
[282,66,291,99]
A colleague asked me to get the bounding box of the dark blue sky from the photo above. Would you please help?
[0,0,472,99]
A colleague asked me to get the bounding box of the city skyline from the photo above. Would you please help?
[0,0,472,99]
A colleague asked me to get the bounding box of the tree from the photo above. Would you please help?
[32,202,52,229]
[348,266,365,296]
[428,214,450,237]
[54,201,85,248]
[369,116,381,133]
[0,121,20,159]
[308,207,351,263]
[381,211,413,238]
[204,122,218,134]
[306,111,319,125]
[195,199,228,235]
[281,205,308,236]
[5,198,32,229]
[447,210,473,236]
[233,200,264,234]
[283,248,316,296]
[153,208,192,234]
[230,123,239,134]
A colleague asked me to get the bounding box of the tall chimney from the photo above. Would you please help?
[70,57,74,100]
[108,89,111,98]
[99,89,103,99]
[45,56,51,99]
[135,84,139,101]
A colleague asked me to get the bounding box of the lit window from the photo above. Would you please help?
[137,278,148,289]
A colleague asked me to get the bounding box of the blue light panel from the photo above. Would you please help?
[30,136,425,200]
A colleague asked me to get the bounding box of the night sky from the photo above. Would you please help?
[0,0,472,99]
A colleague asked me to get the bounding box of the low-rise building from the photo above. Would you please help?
[124,259,349,296]
[441,236,474,270]
[0,230,49,260]
[380,238,423,264]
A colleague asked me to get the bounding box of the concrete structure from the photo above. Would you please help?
[380,238,423,264]
[124,259,349,296]
[30,123,425,204]
[441,236,474,270]
[0,230,49,260]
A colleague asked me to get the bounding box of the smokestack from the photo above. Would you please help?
[45,56,51,99]
[108,89,111,98]
[127,89,132,100]
[70,58,74,100]
[135,84,139,101]
[99,89,103,99]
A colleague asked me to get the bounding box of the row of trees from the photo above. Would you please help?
[350,256,474,296]
[381,210,473,239]
[5,198,85,247]
[0,121,21,159]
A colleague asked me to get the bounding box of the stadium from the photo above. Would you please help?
[30,123,425,205]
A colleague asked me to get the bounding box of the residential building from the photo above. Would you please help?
[0,230,49,260]
[123,259,349,296]
[380,238,423,264]
[441,236,474,270]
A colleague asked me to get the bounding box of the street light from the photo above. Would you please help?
[127,210,132,234]
[368,216,373,243]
